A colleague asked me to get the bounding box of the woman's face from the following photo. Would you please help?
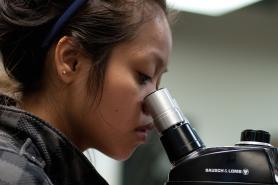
[71,11,172,160]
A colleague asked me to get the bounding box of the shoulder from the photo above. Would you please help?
[0,136,53,185]
[0,149,53,185]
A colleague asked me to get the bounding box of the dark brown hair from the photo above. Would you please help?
[0,0,169,100]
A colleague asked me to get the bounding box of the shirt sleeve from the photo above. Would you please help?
[0,148,54,185]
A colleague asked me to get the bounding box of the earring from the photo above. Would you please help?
[62,70,67,75]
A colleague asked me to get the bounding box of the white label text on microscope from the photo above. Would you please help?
[205,168,249,175]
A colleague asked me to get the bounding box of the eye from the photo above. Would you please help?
[138,72,152,85]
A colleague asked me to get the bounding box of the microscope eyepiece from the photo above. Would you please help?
[144,88,188,133]
[144,88,205,164]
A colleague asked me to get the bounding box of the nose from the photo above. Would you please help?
[142,90,156,116]
[142,83,157,115]
[142,101,154,126]
[142,101,150,115]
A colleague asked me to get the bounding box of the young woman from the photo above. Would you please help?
[0,0,172,184]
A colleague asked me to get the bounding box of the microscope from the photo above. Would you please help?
[144,88,278,185]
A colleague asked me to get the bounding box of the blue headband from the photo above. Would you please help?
[41,0,88,49]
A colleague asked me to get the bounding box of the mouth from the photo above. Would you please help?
[134,123,154,142]
[136,123,153,131]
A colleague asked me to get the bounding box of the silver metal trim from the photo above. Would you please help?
[236,141,273,147]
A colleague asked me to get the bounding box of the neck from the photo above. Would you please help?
[21,91,86,151]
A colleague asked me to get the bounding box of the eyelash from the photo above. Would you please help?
[138,72,152,85]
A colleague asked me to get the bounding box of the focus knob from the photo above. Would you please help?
[240,129,270,144]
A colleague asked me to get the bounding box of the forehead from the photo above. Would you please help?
[106,6,172,71]
[128,11,172,63]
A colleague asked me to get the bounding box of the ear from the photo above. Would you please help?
[54,36,81,84]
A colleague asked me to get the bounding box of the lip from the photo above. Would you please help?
[135,123,154,142]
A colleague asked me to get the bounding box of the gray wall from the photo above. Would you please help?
[161,2,278,147]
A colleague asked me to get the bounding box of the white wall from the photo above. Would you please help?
[84,149,122,185]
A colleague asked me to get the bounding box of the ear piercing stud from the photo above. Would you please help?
[62,70,67,75]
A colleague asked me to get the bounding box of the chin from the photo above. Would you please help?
[107,146,138,161]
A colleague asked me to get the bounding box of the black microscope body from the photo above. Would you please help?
[164,125,278,185]
[144,88,278,185]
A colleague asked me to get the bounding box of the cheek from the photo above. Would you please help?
[97,71,142,130]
